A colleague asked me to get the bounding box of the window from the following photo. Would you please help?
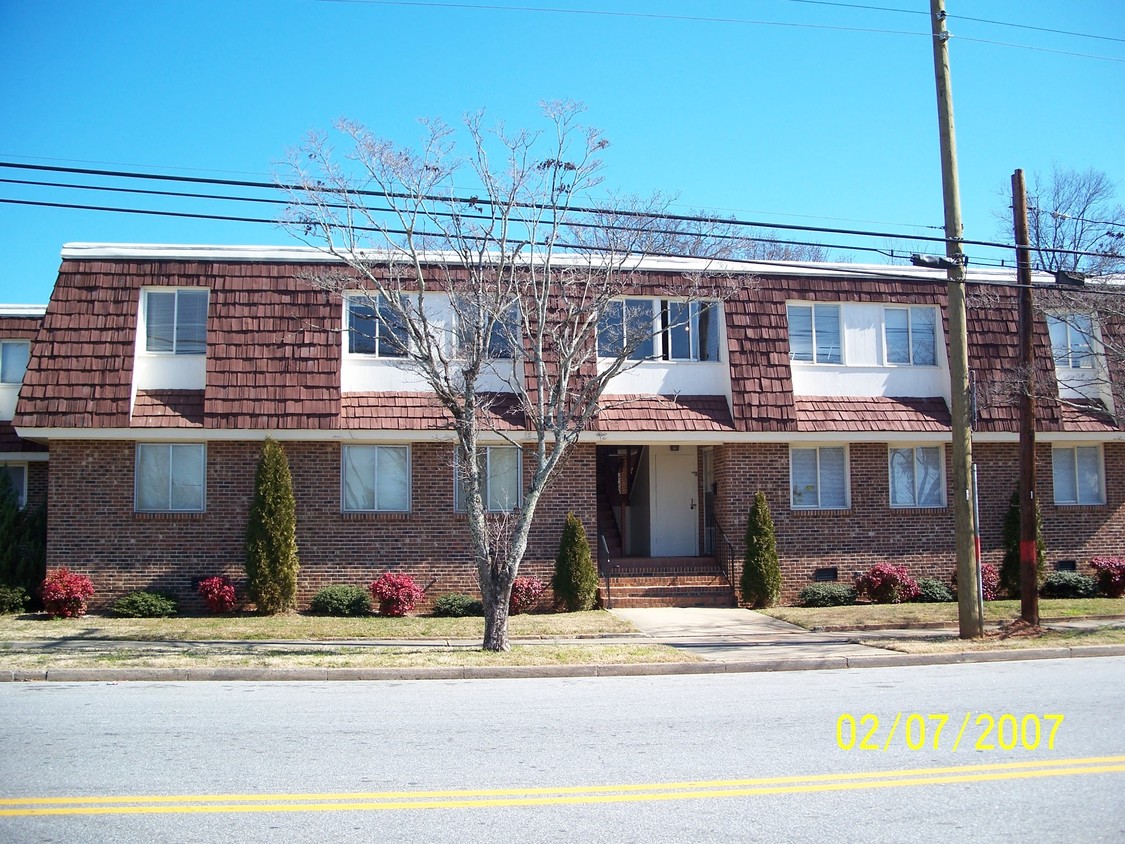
[0,463,26,508]
[790,446,848,509]
[455,446,521,512]
[1047,313,1095,369]
[455,301,520,359]
[888,446,945,507]
[0,341,30,384]
[342,445,410,512]
[347,295,408,357]
[135,443,205,512]
[1052,445,1105,505]
[787,304,841,364]
[597,299,720,361]
[885,306,937,366]
[145,289,208,355]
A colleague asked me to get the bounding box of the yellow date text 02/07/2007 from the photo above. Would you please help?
[836,713,1065,752]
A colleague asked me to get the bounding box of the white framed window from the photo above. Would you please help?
[1052,444,1105,505]
[1047,313,1095,369]
[0,340,30,384]
[135,443,206,512]
[455,301,521,359]
[342,445,410,512]
[888,445,945,507]
[787,303,842,364]
[790,446,848,509]
[597,299,721,361]
[455,446,522,512]
[884,306,937,366]
[144,289,208,355]
[347,295,408,357]
[0,463,27,508]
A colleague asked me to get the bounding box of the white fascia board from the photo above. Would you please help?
[0,304,48,317]
[15,427,530,445]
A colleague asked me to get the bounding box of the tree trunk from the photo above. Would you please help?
[481,572,513,652]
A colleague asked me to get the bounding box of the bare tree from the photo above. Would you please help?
[281,102,740,651]
[1018,166,1125,276]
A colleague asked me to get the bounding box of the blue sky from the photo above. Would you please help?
[1,0,1122,304]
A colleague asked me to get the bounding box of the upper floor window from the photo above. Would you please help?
[342,445,410,512]
[888,445,945,507]
[1047,313,1095,370]
[135,443,206,512]
[597,299,720,361]
[1052,444,1104,505]
[455,301,520,359]
[0,463,27,509]
[885,306,937,366]
[455,446,522,512]
[0,340,30,383]
[347,295,408,357]
[790,445,848,509]
[787,303,841,364]
[145,289,208,355]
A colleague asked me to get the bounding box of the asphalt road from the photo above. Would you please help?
[1,658,1123,843]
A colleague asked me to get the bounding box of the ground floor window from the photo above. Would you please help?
[455,446,521,512]
[342,445,410,512]
[888,445,945,507]
[790,446,848,509]
[1052,444,1105,505]
[0,463,26,508]
[135,443,205,512]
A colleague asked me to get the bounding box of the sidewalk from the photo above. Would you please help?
[2,608,1122,682]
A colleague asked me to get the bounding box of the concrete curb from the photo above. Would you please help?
[3,644,1123,683]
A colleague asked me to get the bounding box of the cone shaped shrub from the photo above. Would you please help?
[1000,490,1046,598]
[741,491,781,608]
[552,512,598,611]
[244,437,299,614]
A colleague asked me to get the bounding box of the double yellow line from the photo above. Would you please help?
[2,756,1122,817]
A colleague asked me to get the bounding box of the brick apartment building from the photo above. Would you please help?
[2,243,1122,610]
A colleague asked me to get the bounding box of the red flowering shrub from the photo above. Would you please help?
[40,568,95,619]
[197,576,237,614]
[951,562,1001,601]
[509,576,546,615]
[370,572,424,617]
[855,563,920,604]
[1090,557,1125,598]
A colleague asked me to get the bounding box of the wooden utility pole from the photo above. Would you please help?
[1012,169,1040,626]
[929,0,984,638]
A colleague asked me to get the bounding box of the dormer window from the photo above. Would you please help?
[597,299,720,361]
[0,340,29,383]
[1047,313,1095,369]
[347,295,408,357]
[885,306,937,366]
[787,303,841,364]
[144,289,207,355]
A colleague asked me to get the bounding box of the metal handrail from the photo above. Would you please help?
[598,534,612,609]
[708,521,739,599]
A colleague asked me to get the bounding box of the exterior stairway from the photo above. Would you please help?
[598,556,736,608]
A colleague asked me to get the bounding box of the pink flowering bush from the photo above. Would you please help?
[370,572,424,617]
[509,576,546,615]
[855,563,920,604]
[1090,557,1125,598]
[197,576,237,614]
[40,567,95,619]
[951,562,1001,602]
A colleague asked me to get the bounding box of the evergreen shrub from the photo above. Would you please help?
[245,437,300,614]
[798,583,857,608]
[914,577,955,603]
[552,512,598,612]
[431,593,484,617]
[0,585,29,614]
[309,585,372,616]
[112,591,178,618]
[740,491,781,608]
[1040,571,1098,599]
[999,491,1047,598]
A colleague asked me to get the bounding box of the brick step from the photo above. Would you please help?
[605,574,728,588]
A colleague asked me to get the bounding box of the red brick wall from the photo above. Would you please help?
[47,439,596,612]
[714,441,1125,603]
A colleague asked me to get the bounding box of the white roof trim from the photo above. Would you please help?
[0,304,47,317]
[58,242,1072,285]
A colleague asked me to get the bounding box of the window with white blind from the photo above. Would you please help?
[455,446,522,512]
[342,445,411,512]
[787,303,842,364]
[144,289,208,355]
[790,446,848,509]
[1052,445,1105,505]
[888,445,945,507]
[135,443,205,512]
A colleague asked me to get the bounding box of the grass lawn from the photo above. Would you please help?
[760,598,1125,630]
[859,627,1125,654]
[0,609,636,643]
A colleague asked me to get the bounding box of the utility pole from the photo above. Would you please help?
[1012,169,1040,626]
[929,0,984,638]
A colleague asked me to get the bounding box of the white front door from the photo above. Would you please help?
[650,445,698,556]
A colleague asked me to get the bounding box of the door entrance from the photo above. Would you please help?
[650,445,698,556]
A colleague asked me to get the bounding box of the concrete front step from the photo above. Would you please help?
[602,590,736,609]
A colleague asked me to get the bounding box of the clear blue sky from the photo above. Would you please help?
[1,0,1122,304]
